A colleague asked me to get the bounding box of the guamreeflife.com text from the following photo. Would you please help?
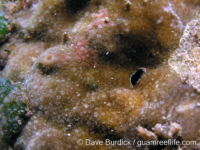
[77,138,197,147]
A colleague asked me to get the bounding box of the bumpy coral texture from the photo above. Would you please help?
[0,0,200,150]
[169,15,200,93]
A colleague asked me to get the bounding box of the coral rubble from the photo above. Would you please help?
[169,15,200,93]
[0,0,200,150]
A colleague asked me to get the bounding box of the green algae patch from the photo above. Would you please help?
[1,101,27,142]
[0,77,30,144]
[0,10,9,43]
[0,77,20,104]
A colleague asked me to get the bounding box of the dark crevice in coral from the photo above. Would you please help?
[10,26,18,35]
[118,33,166,65]
[32,28,48,41]
[93,0,103,5]
[74,119,123,141]
[65,0,91,13]
[37,63,58,75]
[0,59,6,71]
[96,33,168,67]
[9,118,30,149]
[85,82,98,91]
[12,25,48,42]
[130,68,145,86]
[92,124,122,141]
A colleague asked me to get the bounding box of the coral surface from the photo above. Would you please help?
[0,0,200,150]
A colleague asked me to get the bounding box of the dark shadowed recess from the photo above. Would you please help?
[0,59,6,71]
[92,124,122,141]
[98,33,169,67]
[65,0,92,13]
[130,68,145,86]
[37,63,58,75]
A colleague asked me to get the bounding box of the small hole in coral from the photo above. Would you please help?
[85,77,98,91]
[38,63,57,75]
[130,68,145,86]
[0,59,6,71]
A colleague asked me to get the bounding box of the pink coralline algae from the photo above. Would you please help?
[69,37,98,67]
[0,0,200,150]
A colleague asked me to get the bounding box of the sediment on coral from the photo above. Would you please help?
[0,0,200,150]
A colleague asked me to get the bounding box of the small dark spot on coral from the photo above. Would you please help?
[0,59,6,71]
[4,49,10,54]
[149,53,154,58]
[38,63,57,75]
[124,0,131,11]
[130,68,145,86]
[85,77,98,91]
[70,75,78,82]
[87,83,98,91]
